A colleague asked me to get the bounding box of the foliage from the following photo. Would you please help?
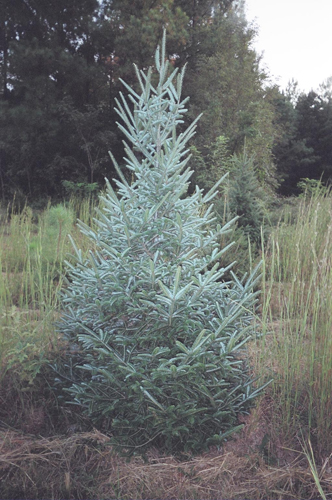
[0,0,281,200]
[62,180,100,199]
[55,34,266,456]
[0,0,114,198]
[227,152,266,245]
[297,177,329,198]
[4,0,332,199]
[104,0,189,84]
[203,151,267,278]
[193,136,231,193]
[184,6,277,187]
[273,85,332,195]
[192,143,266,271]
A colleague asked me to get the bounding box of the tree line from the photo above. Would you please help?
[1,0,332,201]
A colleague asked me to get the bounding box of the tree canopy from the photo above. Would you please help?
[1,0,332,199]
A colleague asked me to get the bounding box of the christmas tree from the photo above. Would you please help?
[228,152,265,245]
[57,32,266,455]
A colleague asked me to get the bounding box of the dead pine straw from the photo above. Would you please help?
[1,422,332,500]
[0,428,111,499]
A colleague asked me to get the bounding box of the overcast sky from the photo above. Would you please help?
[244,0,332,93]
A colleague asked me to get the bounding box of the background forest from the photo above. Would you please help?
[2,0,332,202]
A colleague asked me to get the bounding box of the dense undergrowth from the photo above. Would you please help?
[1,192,332,499]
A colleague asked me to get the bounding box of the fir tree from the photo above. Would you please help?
[228,152,265,245]
[194,135,231,193]
[56,33,267,455]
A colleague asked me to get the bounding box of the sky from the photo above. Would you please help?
[244,0,332,93]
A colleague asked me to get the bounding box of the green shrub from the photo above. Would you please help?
[54,33,267,456]
[297,177,329,198]
[62,180,100,199]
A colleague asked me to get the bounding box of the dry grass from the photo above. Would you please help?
[1,411,332,500]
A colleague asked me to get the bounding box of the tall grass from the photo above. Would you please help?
[258,191,332,455]
[0,197,98,385]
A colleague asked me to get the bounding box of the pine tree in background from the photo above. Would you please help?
[228,152,266,246]
[56,33,267,455]
[194,135,231,193]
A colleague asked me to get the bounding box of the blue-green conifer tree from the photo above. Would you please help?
[57,33,266,455]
